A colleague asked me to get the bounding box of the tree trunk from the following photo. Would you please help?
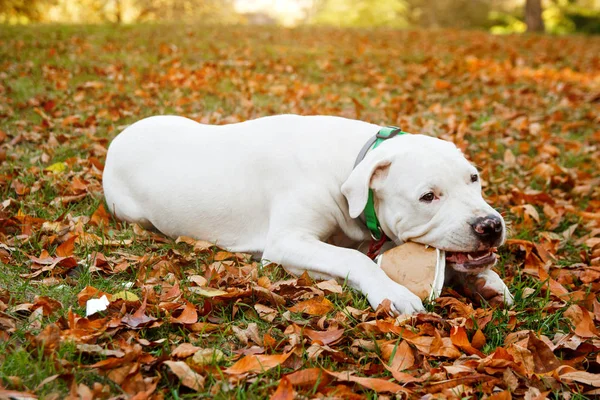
[525,0,545,32]
[115,0,122,23]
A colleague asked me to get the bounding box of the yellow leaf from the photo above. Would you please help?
[45,162,67,173]
[112,291,139,302]
[189,348,226,366]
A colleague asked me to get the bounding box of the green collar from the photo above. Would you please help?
[354,126,408,240]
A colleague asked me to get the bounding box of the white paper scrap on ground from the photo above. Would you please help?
[85,295,110,317]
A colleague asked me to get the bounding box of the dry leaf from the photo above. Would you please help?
[224,352,292,375]
[163,361,204,391]
[288,297,334,316]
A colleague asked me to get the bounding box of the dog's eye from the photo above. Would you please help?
[420,192,435,203]
[470,174,479,183]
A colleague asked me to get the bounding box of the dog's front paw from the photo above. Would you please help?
[463,269,513,307]
[363,280,425,315]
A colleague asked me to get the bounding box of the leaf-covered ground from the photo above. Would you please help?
[0,24,599,399]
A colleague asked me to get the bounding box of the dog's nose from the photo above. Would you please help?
[471,215,503,246]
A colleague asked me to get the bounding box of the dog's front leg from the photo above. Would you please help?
[446,268,514,306]
[263,235,424,315]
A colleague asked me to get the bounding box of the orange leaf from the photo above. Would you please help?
[434,80,451,90]
[471,329,487,350]
[383,340,414,371]
[564,305,599,338]
[450,326,484,357]
[90,204,111,227]
[486,390,512,400]
[430,330,462,359]
[270,376,294,400]
[224,352,292,374]
[288,297,333,316]
[324,370,410,394]
[77,286,111,307]
[285,368,330,387]
[56,235,77,257]
[170,302,198,325]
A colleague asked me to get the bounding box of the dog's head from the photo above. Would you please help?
[342,134,504,273]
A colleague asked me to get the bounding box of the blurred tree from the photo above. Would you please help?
[311,0,493,29]
[41,0,237,23]
[406,0,492,29]
[0,0,53,22]
[525,0,545,31]
[311,0,409,27]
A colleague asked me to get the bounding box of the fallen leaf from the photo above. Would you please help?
[324,370,409,394]
[527,331,562,373]
[164,361,204,391]
[171,343,200,359]
[564,304,599,338]
[44,162,67,173]
[224,352,292,374]
[170,302,198,325]
[304,328,345,346]
[56,235,77,257]
[251,304,276,323]
[316,279,343,294]
[112,291,139,302]
[189,287,228,297]
[189,348,226,366]
[383,340,414,371]
[450,326,484,357]
[288,297,333,316]
[270,376,294,400]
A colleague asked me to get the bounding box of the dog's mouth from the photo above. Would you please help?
[445,248,497,272]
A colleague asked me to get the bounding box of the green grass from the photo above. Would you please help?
[1,23,599,398]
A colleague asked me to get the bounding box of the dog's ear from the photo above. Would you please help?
[341,157,391,219]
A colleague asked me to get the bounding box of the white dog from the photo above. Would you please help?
[103,115,513,314]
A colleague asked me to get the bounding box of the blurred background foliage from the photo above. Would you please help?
[0,0,599,34]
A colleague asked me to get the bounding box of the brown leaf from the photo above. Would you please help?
[487,390,512,400]
[564,304,599,338]
[224,352,292,375]
[288,297,333,316]
[32,296,63,316]
[324,370,410,394]
[163,361,204,391]
[315,279,343,294]
[171,343,200,359]
[254,304,278,322]
[557,366,600,387]
[506,343,535,375]
[270,376,294,400]
[527,332,562,373]
[0,390,37,399]
[304,328,345,346]
[122,296,157,328]
[285,368,330,387]
[382,340,414,372]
